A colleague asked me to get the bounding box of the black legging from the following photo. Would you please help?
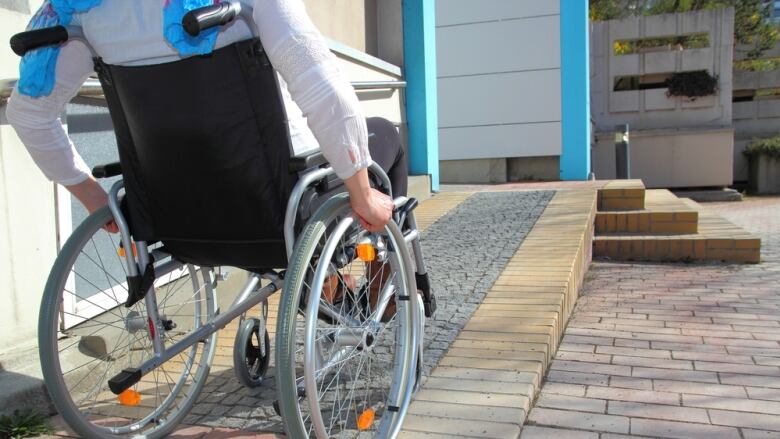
[366,117,408,198]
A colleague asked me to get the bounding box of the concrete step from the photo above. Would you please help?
[598,179,645,211]
[596,189,698,235]
[0,343,51,416]
[594,198,760,264]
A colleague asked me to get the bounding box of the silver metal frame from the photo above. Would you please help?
[102,161,408,388]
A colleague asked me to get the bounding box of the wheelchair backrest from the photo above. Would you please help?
[97,38,297,270]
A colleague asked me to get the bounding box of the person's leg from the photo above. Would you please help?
[324,118,407,321]
[366,117,408,198]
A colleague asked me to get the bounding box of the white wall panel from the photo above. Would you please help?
[437,15,560,77]
[438,70,561,128]
[435,2,563,162]
[436,0,559,27]
[439,122,562,160]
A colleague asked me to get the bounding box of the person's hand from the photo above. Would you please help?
[343,168,393,233]
[350,187,393,232]
[66,177,119,233]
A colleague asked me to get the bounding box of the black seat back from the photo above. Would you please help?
[96,39,297,270]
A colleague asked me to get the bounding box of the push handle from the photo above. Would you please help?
[10,26,69,56]
[183,2,240,37]
[92,162,123,179]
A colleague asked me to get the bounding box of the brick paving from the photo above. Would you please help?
[524,197,780,439]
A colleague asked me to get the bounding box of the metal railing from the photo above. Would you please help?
[0,78,405,104]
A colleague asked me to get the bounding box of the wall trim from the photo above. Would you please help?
[403,0,440,190]
[559,0,591,180]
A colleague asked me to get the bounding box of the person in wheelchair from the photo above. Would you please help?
[7,0,407,232]
[7,1,433,438]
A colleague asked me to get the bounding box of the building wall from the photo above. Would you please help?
[590,8,734,132]
[435,1,562,167]
[732,42,780,182]
[593,128,734,188]
[303,0,375,55]
[590,8,735,188]
[0,1,57,353]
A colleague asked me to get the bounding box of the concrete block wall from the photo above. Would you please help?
[591,8,734,132]
[733,42,780,183]
[590,9,735,188]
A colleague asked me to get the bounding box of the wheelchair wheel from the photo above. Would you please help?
[233,316,271,388]
[276,195,420,439]
[38,206,218,438]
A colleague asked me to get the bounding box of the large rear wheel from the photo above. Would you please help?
[38,206,218,438]
[276,195,419,438]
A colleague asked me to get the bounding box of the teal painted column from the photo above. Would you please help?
[559,0,591,180]
[403,0,439,191]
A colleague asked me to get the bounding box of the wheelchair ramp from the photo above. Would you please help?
[400,190,597,438]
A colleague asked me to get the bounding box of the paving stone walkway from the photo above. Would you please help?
[524,197,780,439]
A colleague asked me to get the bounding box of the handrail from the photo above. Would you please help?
[0,78,405,104]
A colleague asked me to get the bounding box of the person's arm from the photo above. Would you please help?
[6,41,113,213]
[253,0,392,231]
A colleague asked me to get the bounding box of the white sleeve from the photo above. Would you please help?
[253,0,370,180]
[6,40,94,186]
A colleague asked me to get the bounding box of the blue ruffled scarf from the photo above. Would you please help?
[18,0,221,97]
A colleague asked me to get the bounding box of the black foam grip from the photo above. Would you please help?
[10,26,69,56]
[183,3,238,37]
[92,162,123,179]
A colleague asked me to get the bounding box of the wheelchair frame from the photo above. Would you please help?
[103,161,428,394]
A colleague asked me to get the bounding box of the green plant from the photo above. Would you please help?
[744,134,780,158]
[0,409,52,439]
[590,0,780,59]
[666,71,719,98]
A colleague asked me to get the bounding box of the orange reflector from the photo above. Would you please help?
[356,243,376,262]
[118,243,137,258]
[357,408,375,431]
[118,389,141,406]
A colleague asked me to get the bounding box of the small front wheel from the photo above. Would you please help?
[234,317,271,388]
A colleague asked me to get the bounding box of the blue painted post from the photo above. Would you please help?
[559,0,591,180]
[403,0,439,191]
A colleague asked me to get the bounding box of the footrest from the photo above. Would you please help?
[108,368,142,395]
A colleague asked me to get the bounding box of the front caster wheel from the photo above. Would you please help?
[234,317,271,388]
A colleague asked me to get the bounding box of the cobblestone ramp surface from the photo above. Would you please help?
[181,191,554,434]
[416,191,555,374]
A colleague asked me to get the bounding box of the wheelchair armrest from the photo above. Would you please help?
[92,162,123,179]
[289,150,328,173]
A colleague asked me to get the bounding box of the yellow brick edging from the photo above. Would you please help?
[402,189,598,437]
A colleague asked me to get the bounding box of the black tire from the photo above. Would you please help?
[275,194,421,438]
[38,206,217,438]
[234,317,271,388]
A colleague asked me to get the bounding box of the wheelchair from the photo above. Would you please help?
[11,3,435,438]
